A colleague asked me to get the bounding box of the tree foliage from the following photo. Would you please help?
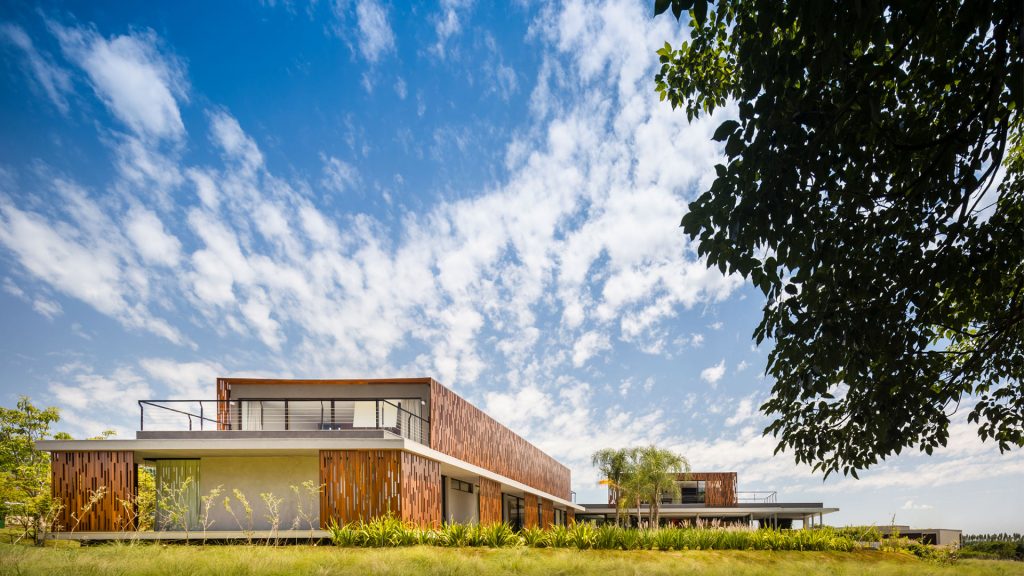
[0,396,61,542]
[592,446,689,527]
[654,0,1023,476]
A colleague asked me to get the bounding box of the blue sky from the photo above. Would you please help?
[0,0,1020,532]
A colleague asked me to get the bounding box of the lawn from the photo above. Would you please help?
[1,544,1023,576]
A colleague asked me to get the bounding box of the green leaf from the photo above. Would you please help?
[712,120,740,142]
[692,0,708,26]
[654,0,672,16]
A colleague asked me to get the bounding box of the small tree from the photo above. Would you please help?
[632,446,689,527]
[0,396,62,544]
[591,448,633,526]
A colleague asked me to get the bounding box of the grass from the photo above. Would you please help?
[2,544,1024,576]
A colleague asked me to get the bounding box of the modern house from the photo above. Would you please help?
[37,377,583,539]
[577,472,838,528]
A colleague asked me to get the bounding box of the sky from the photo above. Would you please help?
[0,0,1020,533]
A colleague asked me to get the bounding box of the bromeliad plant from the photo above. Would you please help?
[325,516,872,553]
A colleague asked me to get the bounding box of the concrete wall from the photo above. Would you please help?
[231,383,430,404]
[198,456,320,531]
[444,478,478,524]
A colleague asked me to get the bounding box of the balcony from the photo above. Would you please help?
[137,398,430,445]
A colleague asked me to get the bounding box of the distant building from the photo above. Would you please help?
[879,525,962,546]
[579,471,838,528]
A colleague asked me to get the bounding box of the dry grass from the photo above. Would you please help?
[1,544,1023,576]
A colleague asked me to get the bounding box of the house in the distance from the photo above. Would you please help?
[37,377,582,539]
[578,471,838,528]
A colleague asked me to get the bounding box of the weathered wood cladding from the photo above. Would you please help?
[566,508,575,525]
[318,450,442,528]
[541,498,554,528]
[523,492,539,529]
[319,450,401,526]
[478,477,502,525]
[51,451,136,532]
[216,379,230,430]
[429,380,570,500]
[688,472,738,506]
[399,451,441,527]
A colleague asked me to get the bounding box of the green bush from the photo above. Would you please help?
[960,540,1024,561]
[326,518,867,553]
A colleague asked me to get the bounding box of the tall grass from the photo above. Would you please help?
[327,517,865,552]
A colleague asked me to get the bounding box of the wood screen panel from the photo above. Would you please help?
[540,498,554,528]
[691,472,737,506]
[478,477,501,525]
[216,379,230,430]
[523,493,538,529]
[319,450,401,526]
[567,509,575,525]
[400,451,441,528]
[51,451,136,532]
[429,380,571,500]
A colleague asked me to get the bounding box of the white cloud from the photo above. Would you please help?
[572,330,611,367]
[50,21,187,140]
[354,0,395,63]
[124,206,182,267]
[701,359,726,387]
[394,76,407,99]
[0,182,188,345]
[724,396,756,427]
[139,358,224,399]
[901,500,933,510]
[431,0,473,59]
[321,154,359,193]
[0,23,73,113]
[736,360,749,372]
[32,296,63,319]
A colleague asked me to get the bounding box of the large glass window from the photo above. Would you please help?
[501,494,524,530]
[680,480,706,504]
[154,459,200,531]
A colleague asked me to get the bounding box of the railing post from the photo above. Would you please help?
[139,401,144,431]
[285,399,289,431]
[200,403,204,431]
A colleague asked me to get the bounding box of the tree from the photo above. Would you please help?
[630,446,689,527]
[591,447,631,526]
[653,0,1023,477]
[0,396,61,543]
[593,445,689,527]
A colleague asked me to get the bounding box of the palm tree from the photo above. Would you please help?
[591,447,632,526]
[632,445,689,527]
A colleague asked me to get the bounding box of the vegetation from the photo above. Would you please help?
[962,534,1024,561]
[591,445,689,526]
[0,397,65,543]
[327,516,861,552]
[2,543,1023,576]
[653,0,1023,477]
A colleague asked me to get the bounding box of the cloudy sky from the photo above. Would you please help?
[1,0,1020,532]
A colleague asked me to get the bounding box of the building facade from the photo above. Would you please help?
[38,377,582,538]
[577,471,838,529]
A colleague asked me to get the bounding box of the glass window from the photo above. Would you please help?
[154,459,200,531]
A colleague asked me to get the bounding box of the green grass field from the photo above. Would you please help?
[1,544,1023,576]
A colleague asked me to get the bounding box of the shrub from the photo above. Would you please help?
[520,526,548,548]
[480,523,519,548]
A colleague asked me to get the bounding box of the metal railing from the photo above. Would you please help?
[138,398,430,445]
[737,491,778,504]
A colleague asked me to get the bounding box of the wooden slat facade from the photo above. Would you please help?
[319,449,442,528]
[566,508,575,525]
[429,380,570,500]
[51,451,136,532]
[690,472,738,507]
[319,450,401,526]
[478,477,502,525]
[399,451,441,528]
[540,498,554,528]
[523,492,539,529]
[216,378,230,430]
